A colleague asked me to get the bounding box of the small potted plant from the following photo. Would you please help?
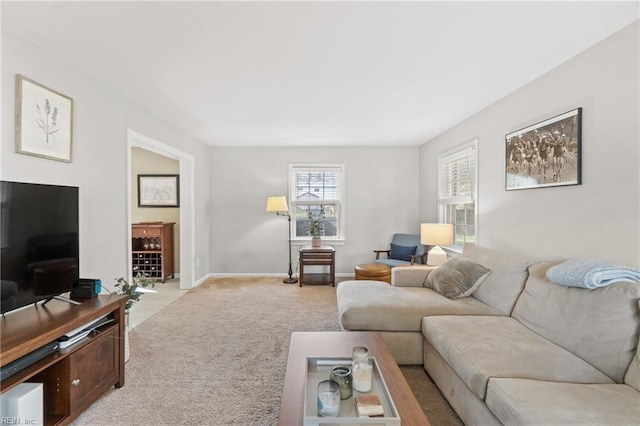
[308,206,325,247]
[114,272,155,363]
[114,272,156,312]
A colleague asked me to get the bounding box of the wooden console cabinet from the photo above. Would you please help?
[132,222,175,282]
[0,295,127,426]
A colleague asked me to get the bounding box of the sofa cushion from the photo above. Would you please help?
[461,243,534,315]
[625,301,640,392]
[512,262,640,383]
[337,280,504,332]
[422,315,613,400]
[389,243,416,262]
[486,378,640,426]
[374,258,417,267]
[424,256,490,299]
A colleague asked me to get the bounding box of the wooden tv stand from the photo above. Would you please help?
[0,295,127,425]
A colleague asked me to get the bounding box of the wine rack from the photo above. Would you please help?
[131,222,175,282]
[132,252,162,277]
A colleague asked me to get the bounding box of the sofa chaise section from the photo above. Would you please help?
[337,244,533,365]
[337,279,504,364]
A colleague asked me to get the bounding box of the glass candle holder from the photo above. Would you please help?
[330,365,352,400]
[317,379,340,417]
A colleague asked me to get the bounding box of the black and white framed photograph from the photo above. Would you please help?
[15,74,73,162]
[506,108,582,191]
[138,174,180,207]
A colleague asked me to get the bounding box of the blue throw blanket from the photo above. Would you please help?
[546,258,640,289]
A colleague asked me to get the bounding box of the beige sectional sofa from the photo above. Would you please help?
[337,243,640,425]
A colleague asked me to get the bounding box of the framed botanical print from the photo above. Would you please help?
[15,75,73,162]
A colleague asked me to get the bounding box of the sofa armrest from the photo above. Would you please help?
[391,266,436,287]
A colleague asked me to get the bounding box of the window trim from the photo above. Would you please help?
[437,139,478,249]
[288,163,346,244]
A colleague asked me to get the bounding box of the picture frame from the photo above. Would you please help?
[137,174,180,207]
[505,108,582,191]
[15,74,73,162]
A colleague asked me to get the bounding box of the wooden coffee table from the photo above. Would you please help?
[278,331,429,425]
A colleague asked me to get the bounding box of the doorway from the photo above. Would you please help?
[126,130,195,290]
[126,131,195,329]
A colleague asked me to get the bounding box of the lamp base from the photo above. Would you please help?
[283,277,298,284]
[427,246,448,266]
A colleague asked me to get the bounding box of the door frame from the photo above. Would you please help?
[126,129,195,290]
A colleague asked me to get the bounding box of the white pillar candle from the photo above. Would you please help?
[352,362,373,392]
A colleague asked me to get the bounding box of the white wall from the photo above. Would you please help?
[1,27,211,285]
[419,22,639,267]
[209,146,419,274]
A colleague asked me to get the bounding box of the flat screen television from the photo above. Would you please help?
[1,181,79,314]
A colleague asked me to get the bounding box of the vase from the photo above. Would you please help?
[125,311,130,363]
[312,236,321,247]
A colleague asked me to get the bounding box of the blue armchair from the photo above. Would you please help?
[373,233,428,267]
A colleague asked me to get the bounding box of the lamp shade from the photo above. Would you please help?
[420,223,454,246]
[266,196,289,213]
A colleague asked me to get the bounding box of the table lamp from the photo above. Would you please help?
[266,196,298,284]
[420,223,454,266]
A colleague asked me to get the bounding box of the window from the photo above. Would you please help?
[289,164,345,241]
[438,140,477,248]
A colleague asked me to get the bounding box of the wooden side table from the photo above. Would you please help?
[299,246,336,287]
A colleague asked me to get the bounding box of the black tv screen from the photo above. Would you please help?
[1,181,79,314]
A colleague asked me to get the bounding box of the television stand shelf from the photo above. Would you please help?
[0,295,127,426]
[131,222,175,282]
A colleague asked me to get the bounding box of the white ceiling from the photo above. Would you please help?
[2,1,638,147]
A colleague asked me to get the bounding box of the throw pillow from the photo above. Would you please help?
[389,243,417,262]
[424,256,491,299]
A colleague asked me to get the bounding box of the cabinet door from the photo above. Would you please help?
[69,326,119,416]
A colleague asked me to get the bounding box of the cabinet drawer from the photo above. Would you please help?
[132,227,161,238]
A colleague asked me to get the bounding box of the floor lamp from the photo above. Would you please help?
[266,196,298,284]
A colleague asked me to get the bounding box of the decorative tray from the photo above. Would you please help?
[303,357,401,426]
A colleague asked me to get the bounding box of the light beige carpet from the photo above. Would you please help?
[72,277,461,426]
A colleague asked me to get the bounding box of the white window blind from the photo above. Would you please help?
[438,140,478,248]
[289,164,345,240]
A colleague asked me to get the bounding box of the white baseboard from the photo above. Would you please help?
[193,274,210,287]
[206,272,356,279]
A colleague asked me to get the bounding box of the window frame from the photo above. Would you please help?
[437,139,478,250]
[288,163,345,244]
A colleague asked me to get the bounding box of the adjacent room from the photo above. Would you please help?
[1,2,638,425]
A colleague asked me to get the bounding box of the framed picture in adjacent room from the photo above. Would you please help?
[138,174,180,207]
[15,74,74,162]
[505,108,582,191]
